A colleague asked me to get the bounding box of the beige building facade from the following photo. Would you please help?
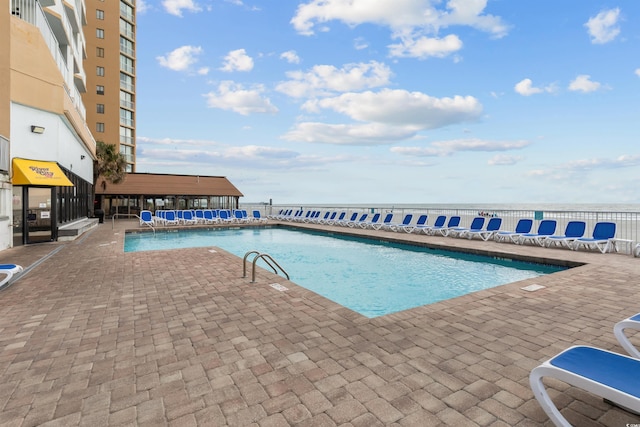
[84,0,136,173]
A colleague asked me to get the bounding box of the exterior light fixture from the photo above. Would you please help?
[30,126,45,134]
[80,155,86,160]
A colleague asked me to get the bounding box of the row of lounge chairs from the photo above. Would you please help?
[531,312,640,426]
[272,210,619,253]
[139,209,268,227]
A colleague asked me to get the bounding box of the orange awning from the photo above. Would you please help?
[12,158,74,187]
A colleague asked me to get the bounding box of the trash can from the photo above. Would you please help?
[95,209,104,224]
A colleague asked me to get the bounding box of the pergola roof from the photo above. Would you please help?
[96,173,243,197]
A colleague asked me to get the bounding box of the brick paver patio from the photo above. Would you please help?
[1,220,639,426]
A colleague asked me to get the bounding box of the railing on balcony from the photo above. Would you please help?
[11,0,87,120]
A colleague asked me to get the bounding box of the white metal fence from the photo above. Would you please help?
[241,204,640,244]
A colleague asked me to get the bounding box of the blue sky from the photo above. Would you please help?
[134,0,640,205]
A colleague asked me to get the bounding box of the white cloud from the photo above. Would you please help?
[276,61,393,98]
[488,154,524,166]
[283,90,482,145]
[634,68,640,77]
[585,8,621,44]
[156,45,203,72]
[282,122,416,145]
[220,49,254,72]
[280,50,301,64]
[388,34,463,59]
[392,139,530,157]
[162,0,201,17]
[528,154,640,180]
[291,0,509,38]
[303,89,483,129]
[136,137,340,170]
[354,37,368,50]
[203,81,278,115]
[514,78,556,96]
[137,0,150,14]
[568,74,601,93]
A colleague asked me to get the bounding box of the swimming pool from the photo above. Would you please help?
[124,227,565,317]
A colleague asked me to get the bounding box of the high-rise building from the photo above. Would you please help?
[84,0,136,173]
[2,0,95,249]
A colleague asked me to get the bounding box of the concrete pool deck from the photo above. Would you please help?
[1,219,639,426]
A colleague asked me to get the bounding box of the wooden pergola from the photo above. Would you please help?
[95,173,243,217]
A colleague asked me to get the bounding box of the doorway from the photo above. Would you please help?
[12,186,55,245]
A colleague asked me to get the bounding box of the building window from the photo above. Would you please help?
[97,104,105,114]
[120,55,134,74]
[120,37,134,56]
[120,109,133,127]
[120,18,134,39]
[97,66,105,76]
[96,47,104,58]
[96,10,104,20]
[120,72,134,91]
[96,123,105,133]
[96,28,104,39]
[97,85,104,95]
[120,126,133,145]
[120,90,134,109]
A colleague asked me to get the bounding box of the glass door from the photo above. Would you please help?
[12,186,23,246]
[27,187,53,243]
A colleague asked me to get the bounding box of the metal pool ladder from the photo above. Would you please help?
[243,250,290,283]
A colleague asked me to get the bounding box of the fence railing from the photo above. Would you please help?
[241,204,640,244]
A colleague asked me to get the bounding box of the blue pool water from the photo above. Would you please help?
[124,227,565,317]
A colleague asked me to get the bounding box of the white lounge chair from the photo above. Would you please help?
[571,222,616,253]
[530,345,640,427]
[427,216,461,236]
[388,214,414,232]
[543,221,586,248]
[403,214,428,233]
[614,313,640,359]
[0,264,23,289]
[139,210,154,227]
[516,219,557,246]
[446,216,485,238]
[494,218,533,243]
[466,217,502,241]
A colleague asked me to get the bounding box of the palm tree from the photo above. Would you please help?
[92,141,127,216]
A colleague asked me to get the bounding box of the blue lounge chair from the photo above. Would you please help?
[530,345,640,427]
[446,217,485,238]
[614,313,640,359]
[428,216,461,236]
[327,212,346,225]
[466,217,502,241]
[543,221,586,248]
[403,214,428,233]
[182,210,197,225]
[316,211,331,224]
[516,220,557,246]
[388,214,413,232]
[371,213,393,230]
[419,215,446,235]
[347,213,368,227]
[139,210,154,228]
[494,218,533,243]
[338,212,358,226]
[252,210,268,222]
[571,221,616,253]
[320,212,337,224]
[360,213,381,229]
[203,209,218,224]
[164,210,179,226]
[0,264,24,289]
